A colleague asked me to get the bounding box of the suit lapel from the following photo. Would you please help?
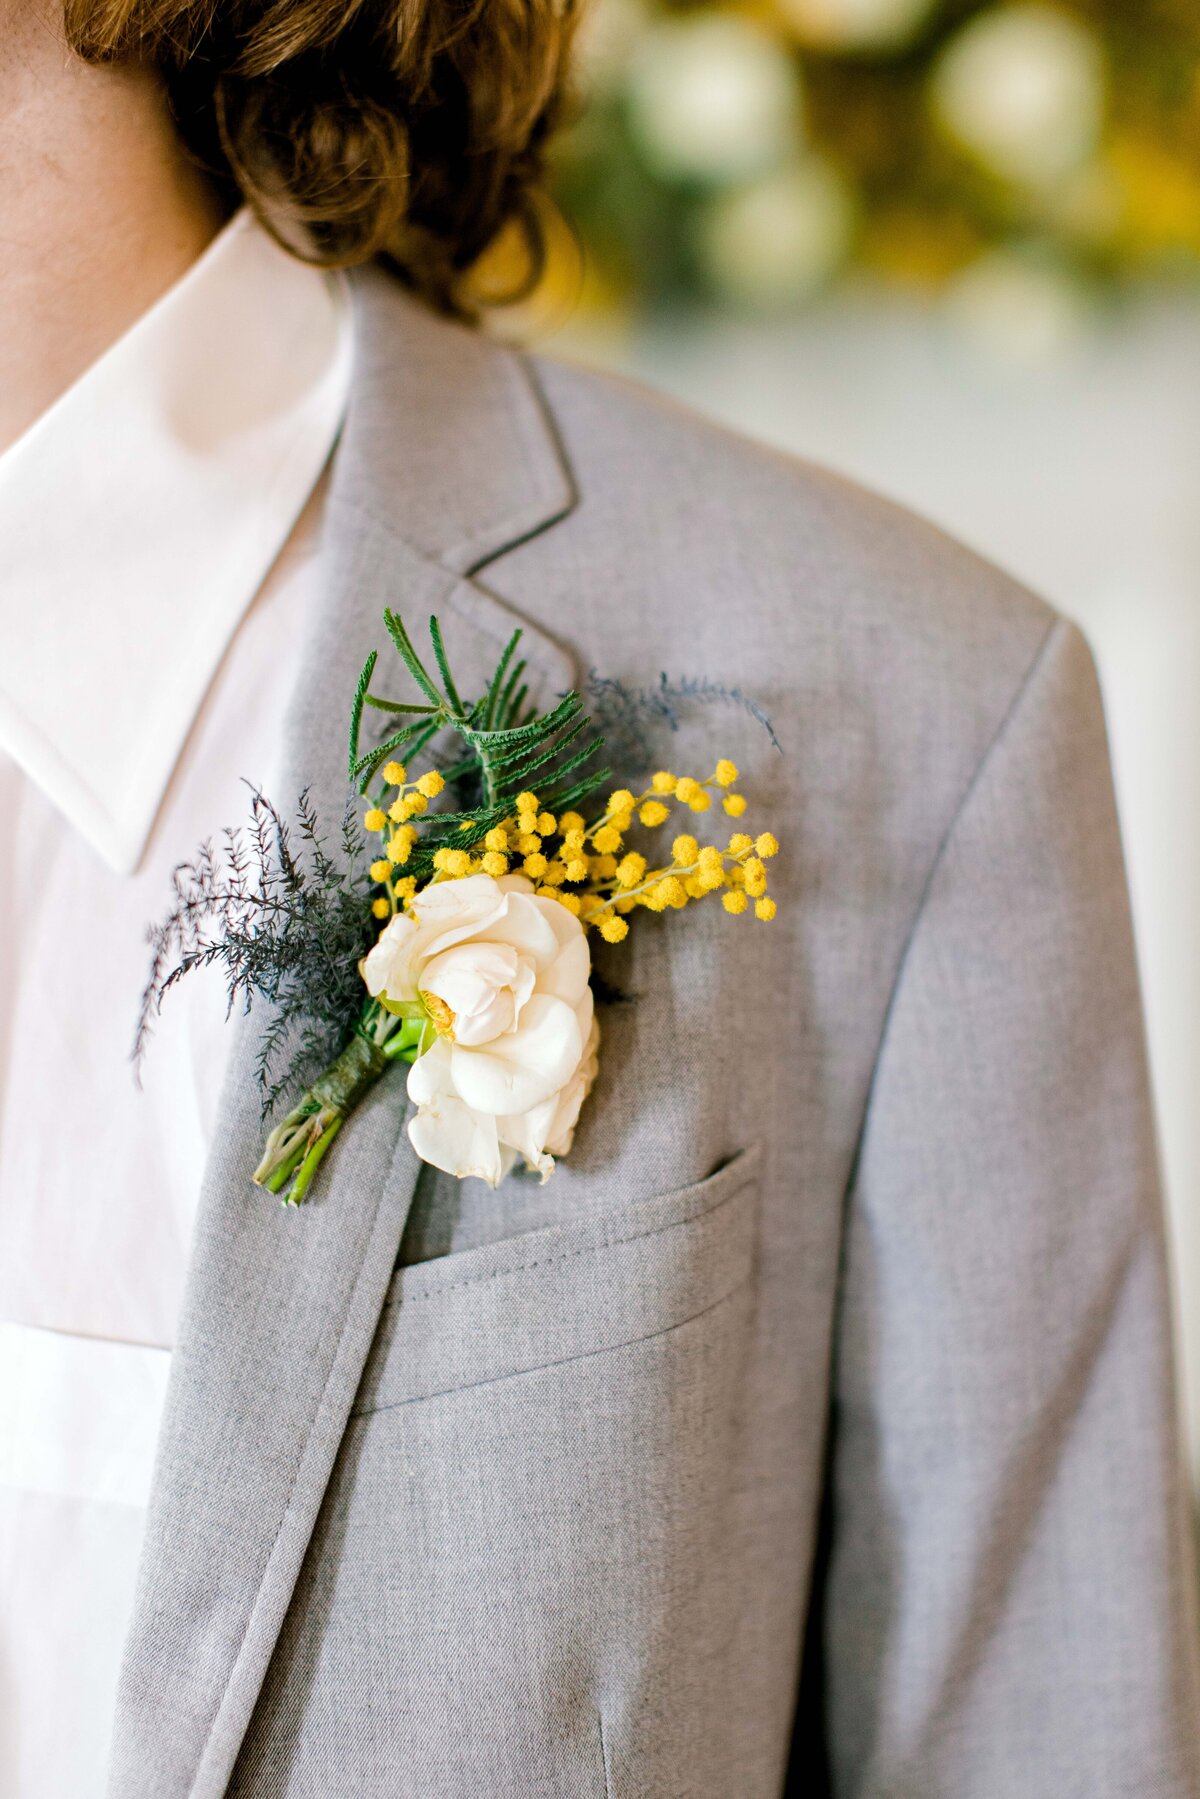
[108,273,577,1798]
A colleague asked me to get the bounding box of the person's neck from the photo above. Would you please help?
[0,6,227,454]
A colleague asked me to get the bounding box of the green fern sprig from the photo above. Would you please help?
[350,613,610,886]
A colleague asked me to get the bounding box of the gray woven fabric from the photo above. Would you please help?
[107,271,1200,1798]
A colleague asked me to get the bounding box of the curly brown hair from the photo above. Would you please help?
[63,0,580,314]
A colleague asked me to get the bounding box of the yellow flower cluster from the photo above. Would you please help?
[363,757,779,940]
[363,761,445,918]
[568,761,779,939]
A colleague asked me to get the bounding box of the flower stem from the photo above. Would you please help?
[252,999,421,1206]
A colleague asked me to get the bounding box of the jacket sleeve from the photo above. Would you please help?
[822,615,1200,1796]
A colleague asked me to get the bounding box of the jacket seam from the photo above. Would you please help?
[353,1268,754,1415]
[388,1171,756,1306]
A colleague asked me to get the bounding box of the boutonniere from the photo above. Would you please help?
[138,613,779,1203]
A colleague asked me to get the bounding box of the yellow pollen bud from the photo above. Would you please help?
[523,853,549,879]
[698,845,724,872]
[671,834,699,867]
[651,771,677,794]
[607,789,635,814]
[416,771,444,799]
[562,828,586,854]
[755,833,779,858]
[715,759,738,787]
[639,800,670,827]
[516,791,539,816]
[394,877,417,902]
[363,808,386,832]
[369,860,392,883]
[723,890,749,915]
[599,914,629,943]
[447,849,472,877]
[482,851,508,876]
[516,832,542,855]
[382,762,406,786]
[674,777,700,803]
[388,797,411,823]
[723,794,747,818]
[566,857,589,883]
[386,835,411,865]
[371,896,391,918]
[536,812,556,836]
[591,853,618,880]
[662,876,689,909]
[485,827,508,852]
[616,853,646,888]
[556,891,583,916]
[593,825,622,855]
[432,848,451,870]
[558,811,585,834]
[406,792,428,816]
[542,861,567,886]
[421,990,456,1039]
[728,833,754,856]
[755,896,777,921]
[687,790,711,813]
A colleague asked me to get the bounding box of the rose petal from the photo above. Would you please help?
[545,1015,601,1157]
[405,1034,453,1106]
[497,1098,559,1182]
[409,876,511,966]
[362,911,420,1003]
[408,1094,505,1187]
[449,992,583,1117]
[420,941,533,1047]
[476,891,564,973]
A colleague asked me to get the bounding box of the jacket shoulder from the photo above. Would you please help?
[526,349,1057,691]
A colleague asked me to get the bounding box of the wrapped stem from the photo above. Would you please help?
[253,1001,427,1206]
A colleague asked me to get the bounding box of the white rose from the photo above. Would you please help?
[931,5,1106,190]
[626,14,802,186]
[362,873,598,1187]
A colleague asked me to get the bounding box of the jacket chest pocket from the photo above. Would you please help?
[244,1150,763,1798]
[355,1142,762,1412]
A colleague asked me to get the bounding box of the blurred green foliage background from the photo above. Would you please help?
[538,0,1200,320]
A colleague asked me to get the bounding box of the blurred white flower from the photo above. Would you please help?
[931,5,1106,189]
[699,157,855,308]
[778,0,935,53]
[943,245,1093,363]
[626,13,802,185]
[576,0,650,95]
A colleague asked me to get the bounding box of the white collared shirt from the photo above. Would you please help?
[0,210,353,1798]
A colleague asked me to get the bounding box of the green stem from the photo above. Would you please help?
[284,1116,343,1207]
[253,999,411,1206]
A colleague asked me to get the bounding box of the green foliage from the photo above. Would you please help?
[350,612,610,886]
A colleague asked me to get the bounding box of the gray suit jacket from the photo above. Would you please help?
[108,270,1200,1797]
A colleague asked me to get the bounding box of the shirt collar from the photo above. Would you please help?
[0,209,352,874]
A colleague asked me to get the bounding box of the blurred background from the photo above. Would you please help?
[496,0,1200,1492]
